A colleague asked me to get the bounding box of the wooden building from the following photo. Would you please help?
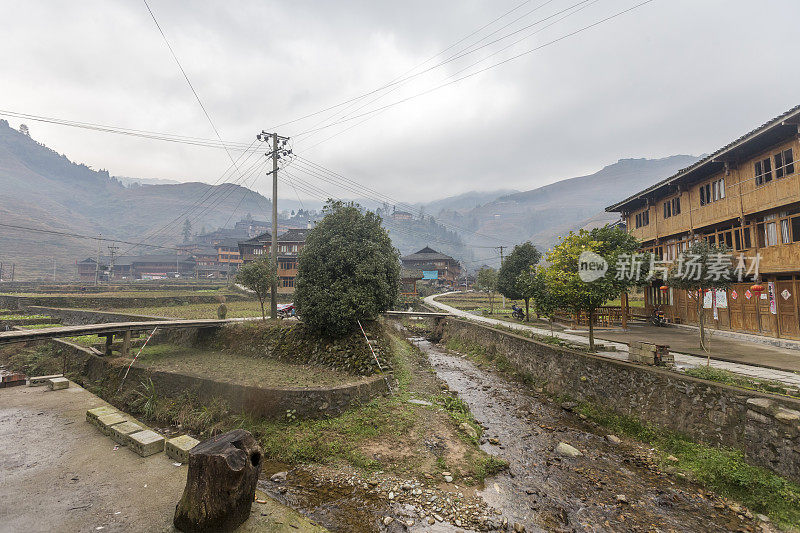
[237,228,309,293]
[77,254,196,281]
[400,246,463,288]
[607,105,800,339]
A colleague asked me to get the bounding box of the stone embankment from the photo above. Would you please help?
[442,317,800,483]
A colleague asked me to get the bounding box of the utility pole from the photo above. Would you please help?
[0,262,3,282]
[10,264,14,282]
[52,257,56,282]
[95,235,102,285]
[497,245,506,308]
[257,131,291,319]
[107,245,118,281]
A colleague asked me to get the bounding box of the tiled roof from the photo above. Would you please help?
[278,228,309,242]
[401,246,456,262]
[606,104,800,212]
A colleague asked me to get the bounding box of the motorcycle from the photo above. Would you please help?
[650,308,667,327]
[277,303,296,319]
[511,307,525,321]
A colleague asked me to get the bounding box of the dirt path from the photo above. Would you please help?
[414,336,763,532]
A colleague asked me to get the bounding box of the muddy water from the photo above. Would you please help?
[412,336,752,532]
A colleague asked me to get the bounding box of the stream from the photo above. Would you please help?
[257,330,758,532]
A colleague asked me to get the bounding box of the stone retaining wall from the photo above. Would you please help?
[442,318,800,483]
[21,306,169,325]
[45,335,386,421]
[0,293,251,310]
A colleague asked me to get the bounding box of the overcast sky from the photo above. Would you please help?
[2,0,799,203]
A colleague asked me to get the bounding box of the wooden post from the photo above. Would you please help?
[621,292,628,329]
[104,334,113,357]
[121,330,131,358]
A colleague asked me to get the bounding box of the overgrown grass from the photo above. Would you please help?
[0,314,51,320]
[17,323,62,329]
[574,402,800,528]
[683,366,799,398]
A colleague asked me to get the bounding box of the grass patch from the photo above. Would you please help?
[575,402,800,528]
[683,366,799,398]
[17,323,62,329]
[107,300,269,319]
[0,314,51,320]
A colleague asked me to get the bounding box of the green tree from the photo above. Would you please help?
[475,267,498,315]
[182,218,192,243]
[545,226,645,351]
[497,241,541,321]
[235,258,275,320]
[295,200,400,337]
[666,240,733,359]
[516,265,558,334]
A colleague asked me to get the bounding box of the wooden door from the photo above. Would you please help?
[728,285,745,332]
[776,280,800,339]
[742,285,760,333]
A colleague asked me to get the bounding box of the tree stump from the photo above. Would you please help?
[173,429,263,532]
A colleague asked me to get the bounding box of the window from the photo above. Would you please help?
[700,180,724,205]
[663,201,671,219]
[755,157,773,186]
[635,210,649,228]
[775,148,795,179]
[672,197,681,215]
[713,178,725,200]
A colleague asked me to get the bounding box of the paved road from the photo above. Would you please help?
[425,293,800,388]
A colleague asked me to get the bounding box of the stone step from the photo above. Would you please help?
[47,377,69,390]
[128,430,165,457]
[166,435,200,463]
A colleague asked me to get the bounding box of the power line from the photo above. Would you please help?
[0,222,181,251]
[297,0,600,150]
[293,0,656,137]
[0,109,258,151]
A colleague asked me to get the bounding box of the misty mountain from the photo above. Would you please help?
[116,176,181,187]
[415,189,519,215]
[0,120,281,279]
[435,155,699,254]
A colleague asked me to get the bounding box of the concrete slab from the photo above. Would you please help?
[47,377,69,390]
[128,430,165,457]
[86,405,118,423]
[111,420,144,446]
[166,434,199,463]
[95,412,128,435]
[0,382,329,532]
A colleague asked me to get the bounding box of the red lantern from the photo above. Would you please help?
[659,285,669,293]
[751,284,764,295]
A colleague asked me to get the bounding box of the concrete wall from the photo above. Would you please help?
[442,318,800,483]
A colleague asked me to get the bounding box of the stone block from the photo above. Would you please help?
[111,421,145,445]
[95,413,128,435]
[27,374,63,386]
[86,406,118,423]
[128,430,165,457]
[47,377,69,390]
[775,408,800,424]
[746,397,775,413]
[166,435,200,463]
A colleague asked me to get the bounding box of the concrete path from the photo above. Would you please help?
[0,382,326,532]
[425,293,800,389]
